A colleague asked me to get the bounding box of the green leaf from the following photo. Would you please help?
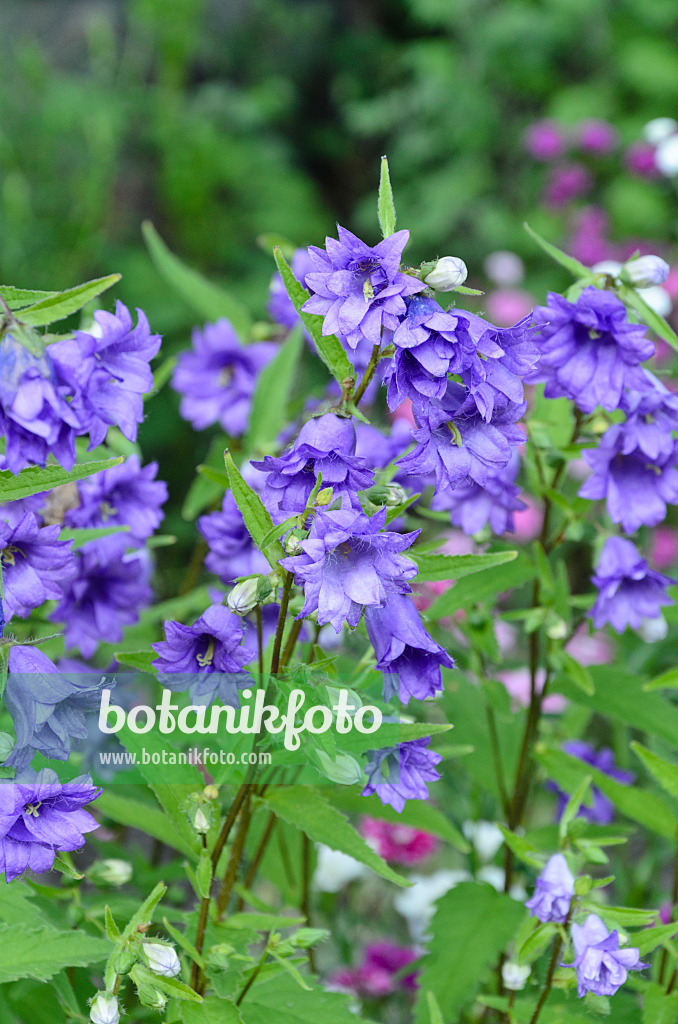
[426,991,444,1024]
[636,922,678,957]
[182,999,243,1024]
[59,525,130,548]
[378,155,397,238]
[105,905,121,942]
[0,457,123,503]
[412,549,518,583]
[496,825,544,869]
[121,881,167,941]
[143,221,251,338]
[619,283,678,352]
[0,925,111,983]
[517,921,557,964]
[453,285,484,296]
[247,327,303,454]
[163,916,207,970]
[579,903,658,927]
[427,551,534,617]
[224,450,285,571]
[19,274,120,327]
[523,222,589,278]
[644,667,678,691]
[0,286,59,310]
[273,248,353,385]
[132,962,204,1002]
[559,775,593,841]
[632,742,678,801]
[261,785,409,887]
[112,649,157,672]
[643,982,678,1024]
[238,971,361,1024]
[97,791,199,858]
[414,882,524,1023]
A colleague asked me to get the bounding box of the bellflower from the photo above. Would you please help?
[591,536,675,632]
[619,373,678,463]
[3,646,112,769]
[0,333,80,474]
[198,491,269,584]
[280,506,419,632]
[152,604,255,707]
[525,853,575,923]
[567,914,646,998]
[364,593,454,703]
[253,413,374,518]
[51,548,153,658]
[0,768,101,883]
[0,511,76,621]
[171,319,276,434]
[529,287,654,413]
[432,452,526,535]
[362,738,442,813]
[549,741,635,825]
[302,227,424,350]
[64,455,167,555]
[579,424,678,533]
[397,382,525,492]
[460,313,539,421]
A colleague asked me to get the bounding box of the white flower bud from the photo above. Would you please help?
[656,135,678,176]
[639,614,669,643]
[315,750,364,785]
[424,256,468,292]
[621,255,670,288]
[88,859,133,887]
[502,961,530,991]
[643,117,678,145]
[227,578,259,615]
[90,993,120,1024]
[143,941,181,978]
[192,806,210,834]
[638,285,672,317]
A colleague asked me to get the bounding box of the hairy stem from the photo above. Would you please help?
[352,343,382,406]
[190,834,211,992]
[301,833,316,972]
[215,790,253,920]
[280,618,303,671]
[270,571,293,675]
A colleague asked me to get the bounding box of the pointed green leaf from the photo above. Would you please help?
[247,327,303,454]
[496,825,544,869]
[0,286,59,310]
[632,742,678,801]
[19,274,120,327]
[328,789,470,852]
[142,221,251,338]
[619,283,678,352]
[523,223,589,278]
[121,882,167,941]
[644,667,678,691]
[59,525,129,548]
[378,156,397,238]
[427,551,534,617]
[224,450,285,570]
[643,982,678,1024]
[412,549,518,583]
[636,922,678,957]
[0,457,123,503]
[97,791,198,859]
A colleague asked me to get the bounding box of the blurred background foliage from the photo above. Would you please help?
[2,0,678,587]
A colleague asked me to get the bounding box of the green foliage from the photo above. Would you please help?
[0,924,111,983]
[0,456,123,503]
[247,326,303,455]
[223,450,285,571]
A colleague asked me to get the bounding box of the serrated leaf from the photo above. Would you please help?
[261,785,409,887]
[182,999,243,1024]
[378,156,397,238]
[412,549,518,583]
[0,457,124,503]
[143,221,251,338]
[97,790,198,858]
[19,274,120,327]
[247,327,303,455]
[523,223,589,278]
[619,283,678,352]
[0,924,111,983]
[224,450,285,571]
[273,248,352,385]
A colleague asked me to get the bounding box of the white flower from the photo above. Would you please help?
[502,961,530,991]
[312,845,367,892]
[655,134,678,176]
[424,256,468,292]
[143,941,181,978]
[462,821,504,862]
[90,993,120,1024]
[394,870,470,940]
[637,285,672,317]
[643,117,678,145]
[639,614,669,643]
[483,250,525,287]
[592,259,623,278]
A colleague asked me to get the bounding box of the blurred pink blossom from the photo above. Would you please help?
[577,119,619,155]
[565,625,613,666]
[496,667,567,714]
[544,163,592,208]
[391,399,415,426]
[485,290,535,327]
[650,527,678,569]
[625,142,659,178]
[331,943,420,998]
[512,498,543,541]
[360,817,438,865]
[525,120,566,161]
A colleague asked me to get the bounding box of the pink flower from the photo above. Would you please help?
[496,667,567,714]
[544,163,592,208]
[390,398,415,426]
[577,120,619,155]
[565,625,613,667]
[512,497,543,541]
[650,526,678,569]
[625,142,659,178]
[360,816,438,865]
[485,290,535,328]
[331,943,420,998]
[525,120,566,161]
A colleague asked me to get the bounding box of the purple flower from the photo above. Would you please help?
[591,537,675,632]
[51,548,153,658]
[332,942,420,998]
[171,320,276,434]
[567,914,646,998]
[362,738,442,813]
[0,511,75,621]
[198,491,270,585]
[269,248,314,329]
[0,333,80,474]
[64,455,167,555]
[365,594,453,704]
[544,163,592,208]
[3,646,112,769]
[397,382,525,493]
[432,452,526,535]
[302,227,424,351]
[355,419,416,471]
[529,288,654,413]
[579,424,678,533]
[460,314,539,422]
[152,604,255,707]
[577,120,619,155]
[0,768,101,883]
[619,374,678,463]
[524,120,566,161]
[253,413,374,518]
[550,741,634,825]
[525,854,575,924]
[280,506,419,633]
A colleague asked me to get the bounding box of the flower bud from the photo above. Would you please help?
[620,255,670,288]
[227,578,259,616]
[192,806,211,835]
[137,984,167,1010]
[501,961,530,991]
[639,613,669,643]
[88,859,133,888]
[315,750,364,786]
[284,533,304,555]
[424,256,468,292]
[0,732,15,762]
[315,486,334,507]
[203,784,219,800]
[143,941,181,978]
[90,993,120,1024]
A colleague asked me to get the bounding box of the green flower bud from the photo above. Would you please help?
[315,750,364,785]
[227,578,259,615]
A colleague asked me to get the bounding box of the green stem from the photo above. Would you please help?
[529,916,570,1024]
[190,834,211,992]
[210,783,250,872]
[280,617,303,671]
[352,343,382,406]
[215,790,253,919]
[301,833,316,972]
[236,811,278,911]
[256,604,264,683]
[270,571,293,675]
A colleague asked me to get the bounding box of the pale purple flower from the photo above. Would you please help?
[362,738,442,813]
[591,537,675,632]
[280,506,419,633]
[302,227,424,351]
[198,491,269,584]
[0,768,101,883]
[253,413,374,517]
[625,142,658,178]
[549,741,634,825]
[567,914,646,998]
[524,120,566,161]
[529,288,654,413]
[0,511,75,620]
[432,452,526,535]
[331,942,420,998]
[171,320,276,434]
[152,604,255,707]
[525,854,574,924]
[544,163,592,208]
[365,593,453,704]
[460,313,539,422]
[577,120,619,155]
